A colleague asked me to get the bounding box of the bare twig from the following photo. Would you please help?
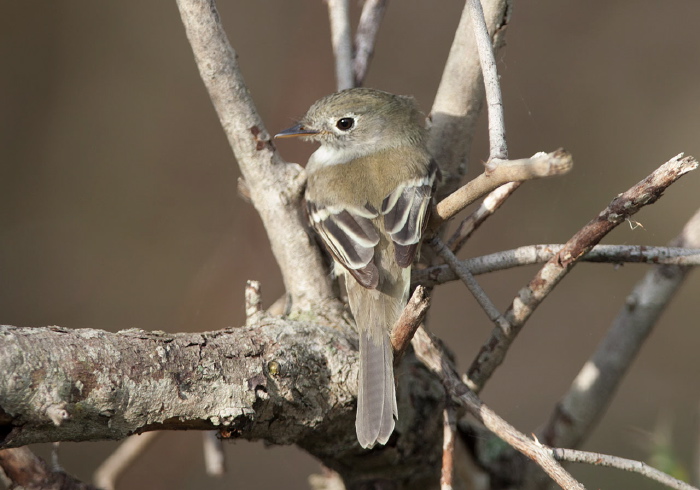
[541,207,700,449]
[203,431,226,477]
[428,0,511,200]
[176,0,336,312]
[553,448,698,490]
[326,0,354,90]
[413,244,700,287]
[390,285,431,363]
[467,0,506,161]
[93,432,160,490]
[0,446,96,490]
[447,181,519,252]
[353,0,387,86]
[429,149,572,234]
[431,237,511,338]
[411,327,585,490]
[695,402,700,488]
[467,153,698,392]
[245,280,263,326]
[441,406,457,490]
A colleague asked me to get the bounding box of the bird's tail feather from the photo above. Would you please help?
[348,282,403,448]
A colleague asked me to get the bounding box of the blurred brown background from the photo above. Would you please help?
[2,1,699,489]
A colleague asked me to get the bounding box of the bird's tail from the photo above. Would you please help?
[347,271,407,448]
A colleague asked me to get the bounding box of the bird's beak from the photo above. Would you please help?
[274,123,320,138]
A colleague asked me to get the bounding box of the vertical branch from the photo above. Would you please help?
[175,0,336,312]
[203,431,226,477]
[428,0,510,200]
[467,0,507,161]
[541,207,700,448]
[353,0,388,86]
[326,0,354,90]
[441,406,457,490]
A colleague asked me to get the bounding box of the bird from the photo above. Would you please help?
[276,88,435,448]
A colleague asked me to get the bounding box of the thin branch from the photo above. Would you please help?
[467,153,698,392]
[428,0,511,201]
[541,206,700,449]
[175,0,336,312]
[467,0,507,161]
[93,432,160,490]
[552,448,698,490]
[326,0,354,90]
[245,279,263,326]
[0,446,96,490]
[413,244,700,288]
[428,149,572,235]
[447,181,519,253]
[390,285,431,363]
[431,237,511,338]
[353,0,387,86]
[411,327,585,490]
[695,401,700,488]
[203,431,226,477]
[441,406,457,490]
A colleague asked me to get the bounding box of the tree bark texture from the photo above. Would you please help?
[0,321,445,487]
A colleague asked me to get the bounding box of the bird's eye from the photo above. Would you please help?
[336,117,354,131]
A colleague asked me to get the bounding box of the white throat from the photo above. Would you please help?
[309,145,359,168]
[308,135,389,171]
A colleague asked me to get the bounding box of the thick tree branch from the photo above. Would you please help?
[0,321,445,486]
[467,153,698,392]
[175,0,336,312]
[541,206,700,449]
[413,244,700,288]
[428,0,511,200]
[0,321,356,448]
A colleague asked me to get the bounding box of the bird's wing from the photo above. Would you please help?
[307,201,381,289]
[381,166,436,268]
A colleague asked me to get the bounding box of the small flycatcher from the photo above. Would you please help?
[276,88,435,448]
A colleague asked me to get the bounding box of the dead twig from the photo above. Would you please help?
[411,327,585,490]
[552,448,698,490]
[467,0,506,161]
[390,285,431,363]
[541,206,700,449]
[441,406,457,490]
[431,237,511,341]
[467,153,698,392]
[413,244,700,288]
[428,149,573,234]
